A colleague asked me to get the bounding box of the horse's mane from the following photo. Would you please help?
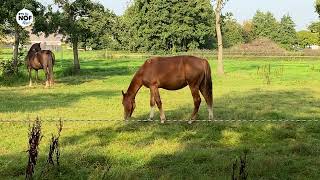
[26,43,41,61]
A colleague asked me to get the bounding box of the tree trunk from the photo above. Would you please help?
[72,39,80,73]
[215,0,224,76]
[13,24,20,73]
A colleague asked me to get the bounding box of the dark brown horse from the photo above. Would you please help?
[26,43,55,87]
[122,55,213,123]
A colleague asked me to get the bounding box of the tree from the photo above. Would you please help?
[316,0,320,16]
[0,0,44,72]
[34,0,104,73]
[242,20,254,43]
[252,11,279,41]
[277,15,297,50]
[122,0,215,52]
[297,30,318,48]
[214,0,228,76]
[79,9,119,50]
[222,13,244,48]
[308,21,320,33]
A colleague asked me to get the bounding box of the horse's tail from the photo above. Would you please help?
[47,52,55,85]
[51,51,55,66]
[201,59,213,109]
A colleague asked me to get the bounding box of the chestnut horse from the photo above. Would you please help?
[122,55,213,124]
[26,43,55,87]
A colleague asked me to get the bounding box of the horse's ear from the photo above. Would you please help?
[122,90,125,96]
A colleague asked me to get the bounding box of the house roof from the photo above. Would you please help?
[1,26,64,46]
[27,27,63,46]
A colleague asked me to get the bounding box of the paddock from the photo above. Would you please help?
[1,50,320,178]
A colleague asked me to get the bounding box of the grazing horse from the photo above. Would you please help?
[122,55,213,124]
[26,43,55,87]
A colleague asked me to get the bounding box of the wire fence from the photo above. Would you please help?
[0,119,319,123]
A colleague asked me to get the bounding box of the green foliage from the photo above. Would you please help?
[277,15,297,50]
[122,0,215,52]
[308,21,320,33]
[34,0,102,44]
[222,13,244,48]
[252,11,297,50]
[316,0,320,16]
[78,9,120,50]
[0,46,26,77]
[242,21,255,43]
[0,59,22,77]
[252,11,279,40]
[297,30,319,48]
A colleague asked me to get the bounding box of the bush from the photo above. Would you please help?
[0,59,24,77]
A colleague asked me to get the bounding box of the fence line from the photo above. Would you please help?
[0,119,319,123]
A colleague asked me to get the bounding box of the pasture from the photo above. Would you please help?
[1,49,320,179]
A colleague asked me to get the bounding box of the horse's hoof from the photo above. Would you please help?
[188,120,193,125]
[160,120,165,124]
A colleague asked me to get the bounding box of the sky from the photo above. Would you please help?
[100,0,319,31]
[39,0,319,30]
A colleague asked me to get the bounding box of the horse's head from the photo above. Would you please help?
[29,43,41,53]
[122,90,136,120]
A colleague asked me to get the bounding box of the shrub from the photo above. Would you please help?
[0,59,24,77]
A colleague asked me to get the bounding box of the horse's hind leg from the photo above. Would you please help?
[151,86,166,123]
[44,67,50,88]
[28,68,33,87]
[200,85,213,120]
[189,86,201,124]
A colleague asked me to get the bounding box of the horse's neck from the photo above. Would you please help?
[27,51,36,60]
[127,74,143,99]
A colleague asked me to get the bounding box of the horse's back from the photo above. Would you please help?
[146,55,207,76]
[140,56,208,89]
[38,50,55,67]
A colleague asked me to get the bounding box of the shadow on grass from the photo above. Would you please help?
[130,89,320,121]
[0,59,142,87]
[2,121,320,179]
[0,90,118,113]
[1,89,320,179]
[54,59,140,85]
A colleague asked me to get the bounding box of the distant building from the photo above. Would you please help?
[310,45,320,50]
[27,27,63,51]
[0,27,64,51]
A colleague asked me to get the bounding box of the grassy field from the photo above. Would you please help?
[1,49,320,179]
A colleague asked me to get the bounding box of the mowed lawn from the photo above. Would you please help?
[1,51,320,179]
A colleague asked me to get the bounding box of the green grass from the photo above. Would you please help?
[1,49,320,179]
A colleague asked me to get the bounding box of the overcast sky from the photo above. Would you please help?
[100,0,319,31]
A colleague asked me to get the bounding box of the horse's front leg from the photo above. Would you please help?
[35,70,39,84]
[151,86,166,123]
[28,68,33,87]
[148,89,156,120]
